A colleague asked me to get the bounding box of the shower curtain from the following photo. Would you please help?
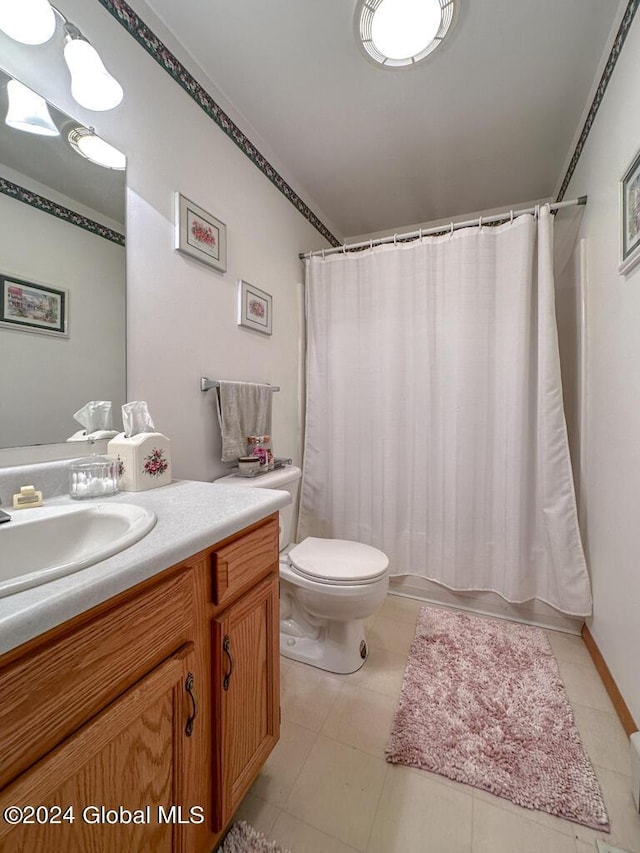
[298,206,592,617]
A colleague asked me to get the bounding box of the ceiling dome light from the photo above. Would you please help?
[68,127,126,170]
[356,0,457,69]
[63,28,124,111]
[5,79,59,136]
[0,0,56,45]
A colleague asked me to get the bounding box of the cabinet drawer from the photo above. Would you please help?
[211,516,279,608]
[0,568,194,789]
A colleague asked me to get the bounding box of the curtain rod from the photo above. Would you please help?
[299,196,587,260]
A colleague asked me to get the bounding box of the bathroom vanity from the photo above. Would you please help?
[0,475,289,852]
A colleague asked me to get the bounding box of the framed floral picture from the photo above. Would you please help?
[620,147,640,275]
[0,274,68,337]
[175,192,227,272]
[238,279,272,335]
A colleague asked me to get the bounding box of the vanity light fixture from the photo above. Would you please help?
[5,79,59,136]
[63,23,123,112]
[0,1,124,112]
[68,126,125,170]
[0,0,56,45]
[356,0,457,69]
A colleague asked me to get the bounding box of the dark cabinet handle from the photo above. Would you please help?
[223,635,234,690]
[185,672,196,736]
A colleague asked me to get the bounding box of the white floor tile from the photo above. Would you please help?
[572,703,631,775]
[546,629,593,668]
[366,614,417,657]
[232,791,281,837]
[367,763,473,853]
[573,766,640,852]
[376,594,424,625]
[283,735,387,851]
[280,660,345,731]
[557,658,618,714]
[472,786,577,838]
[347,645,407,699]
[321,683,398,758]
[472,798,578,853]
[233,597,640,853]
[251,720,318,806]
[271,811,361,853]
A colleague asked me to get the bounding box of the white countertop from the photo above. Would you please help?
[0,479,290,657]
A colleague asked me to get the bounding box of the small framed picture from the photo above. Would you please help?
[238,279,272,335]
[0,274,68,337]
[620,147,640,275]
[175,192,227,272]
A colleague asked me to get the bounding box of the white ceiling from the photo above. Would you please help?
[145,0,621,238]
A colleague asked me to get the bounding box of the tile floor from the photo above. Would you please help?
[234,595,640,853]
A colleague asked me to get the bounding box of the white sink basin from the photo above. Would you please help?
[0,502,157,597]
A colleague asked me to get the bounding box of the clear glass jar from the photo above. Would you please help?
[68,454,119,499]
[246,435,274,470]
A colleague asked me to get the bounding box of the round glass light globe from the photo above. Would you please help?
[371,0,441,61]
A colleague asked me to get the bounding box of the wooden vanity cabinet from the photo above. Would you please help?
[210,515,280,830]
[0,512,281,853]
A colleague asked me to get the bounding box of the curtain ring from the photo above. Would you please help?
[534,204,540,220]
[342,243,347,254]
[478,216,483,229]
[419,228,423,241]
[394,233,398,245]
[370,239,373,250]
[321,248,325,259]
[510,209,514,224]
[450,221,454,235]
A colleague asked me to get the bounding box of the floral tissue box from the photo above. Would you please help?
[107,432,171,491]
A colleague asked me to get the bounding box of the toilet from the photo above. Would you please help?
[215,465,389,673]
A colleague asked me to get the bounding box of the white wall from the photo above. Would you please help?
[0,0,333,478]
[0,179,125,447]
[561,11,640,726]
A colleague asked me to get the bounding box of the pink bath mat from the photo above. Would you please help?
[385,607,609,831]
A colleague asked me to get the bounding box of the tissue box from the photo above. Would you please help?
[107,432,171,491]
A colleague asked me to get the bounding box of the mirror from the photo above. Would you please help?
[0,69,126,449]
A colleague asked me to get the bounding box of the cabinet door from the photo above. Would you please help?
[0,646,200,853]
[211,574,280,828]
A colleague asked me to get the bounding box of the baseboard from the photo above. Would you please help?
[582,625,638,737]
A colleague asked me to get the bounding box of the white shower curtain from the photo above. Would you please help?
[298,206,592,617]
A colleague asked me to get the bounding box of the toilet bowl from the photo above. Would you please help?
[215,465,389,673]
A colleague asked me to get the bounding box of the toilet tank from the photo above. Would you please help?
[214,465,302,550]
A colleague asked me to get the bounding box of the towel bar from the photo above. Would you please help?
[200,377,280,392]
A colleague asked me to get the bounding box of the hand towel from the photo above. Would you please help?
[216,381,273,461]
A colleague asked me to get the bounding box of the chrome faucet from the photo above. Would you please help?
[0,495,11,524]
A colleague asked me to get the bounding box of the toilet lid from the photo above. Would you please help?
[288,538,389,584]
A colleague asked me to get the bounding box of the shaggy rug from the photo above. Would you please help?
[218,821,291,853]
[385,607,610,831]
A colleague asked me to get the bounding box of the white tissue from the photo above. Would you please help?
[122,401,156,438]
[73,400,114,433]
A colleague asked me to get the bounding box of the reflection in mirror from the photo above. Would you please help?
[0,69,126,449]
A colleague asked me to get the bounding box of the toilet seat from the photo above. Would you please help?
[287,537,389,586]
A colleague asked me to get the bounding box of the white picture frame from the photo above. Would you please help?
[174,192,227,272]
[237,279,272,335]
[619,147,640,275]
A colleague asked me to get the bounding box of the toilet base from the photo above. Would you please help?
[280,618,369,674]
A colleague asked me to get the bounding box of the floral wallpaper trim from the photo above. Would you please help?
[95,0,340,248]
[0,176,125,246]
[556,0,639,202]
